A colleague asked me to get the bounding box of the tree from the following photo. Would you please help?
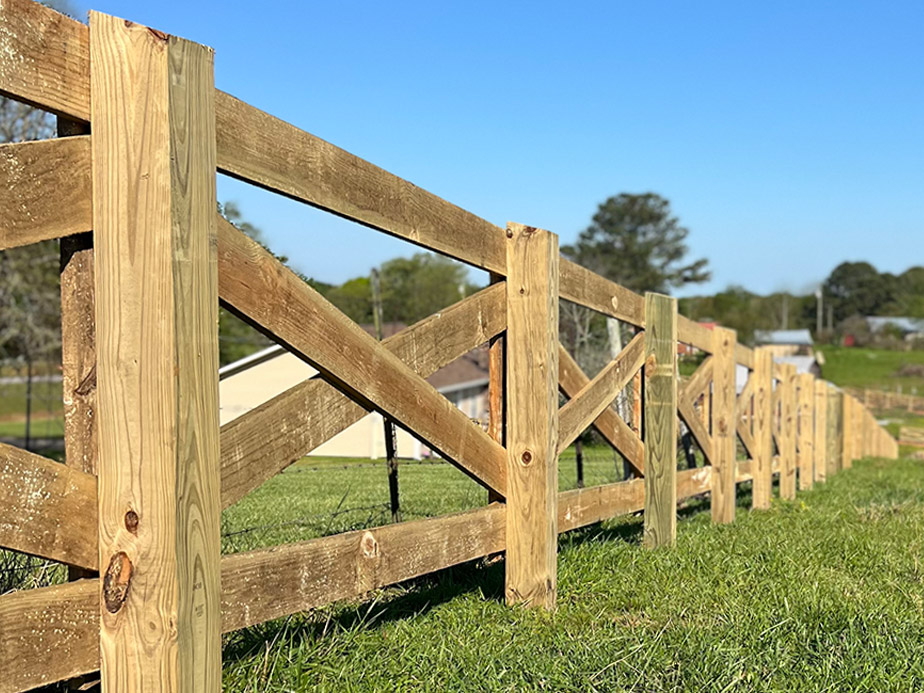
[562,193,710,294]
[822,261,895,323]
[378,253,475,325]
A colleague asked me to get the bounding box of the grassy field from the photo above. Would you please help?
[818,345,924,392]
[220,456,924,692]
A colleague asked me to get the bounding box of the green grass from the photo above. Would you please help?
[818,345,924,392]
[221,456,924,691]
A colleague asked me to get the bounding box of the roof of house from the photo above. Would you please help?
[754,328,814,346]
[219,322,489,391]
[865,316,924,334]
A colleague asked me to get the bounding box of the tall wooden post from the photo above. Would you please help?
[711,327,736,524]
[813,378,827,483]
[779,364,797,499]
[91,13,221,691]
[504,223,558,609]
[842,394,854,470]
[643,292,677,547]
[797,373,815,490]
[752,347,774,509]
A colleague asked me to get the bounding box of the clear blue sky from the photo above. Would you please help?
[78,1,923,297]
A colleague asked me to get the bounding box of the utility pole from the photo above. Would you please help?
[815,288,823,335]
[371,268,401,522]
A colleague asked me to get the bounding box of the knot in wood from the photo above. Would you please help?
[361,531,379,558]
[124,509,139,534]
[520,450,532,466]
[103,551,133,614]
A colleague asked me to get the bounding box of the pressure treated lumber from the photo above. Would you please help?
[735,343,755,369]
[752,348,774,509]
[711,327,737,524]
[91,13,222,691]
[219,282,506,508]
[677,393,714,463]
[0,136,92,250]
[0,442,97,569]
[779,364,798,499]
[643,292,678,548]
[681,356,714,407]
[797,373,815,490]
[558,331,645,453]
[504,223,558,609]
[0,580,99,693]
[221,504,506,632]
[558,346,644,475]
[677,315,714,353]
[217,218,507,495]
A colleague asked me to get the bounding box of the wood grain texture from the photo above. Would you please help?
[797,373,815,490]
[779,364,798,499]
[58,121,97,482]
[0,136,92,250]
[221,504,506,632]
[91,13,221,691]
[558,345,644,475]
[219,282,506,509]
[0,442,97,569]
[487,273,506,504]
[677,315,714,353]
[710,327,737,524]
[642,292,677,548]
[558,331,645,454]
[0,0,90,120]
[504,223,558,609]
[559,259,645,326]
[752,348,774,509]
[681,356,714,406]
[0,580,99,693]
[735,343,755,369]
[558,479,644,532]
[217,218,506,495]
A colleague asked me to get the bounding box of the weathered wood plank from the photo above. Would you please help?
[91,13,222,690]
[219,282,506,508]
[0,580,99,693]
[558,332,645,453]
[558,345,644,475]
[221,504,506,633]
[779,364,797,499]
[558,479,644,532]
[0,136,92,250]
[217,218,506,495]
[677,315,713,353]
[797,373,815,490]
[643,293,677,548]
[752,348,774,509]
[681,356,714,407]
[0,442,97,569]
[559,259,645,326]
[0,0,90,121]
[711,327,737,524]
[504,223,558,609]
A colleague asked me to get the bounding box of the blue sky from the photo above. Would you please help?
[77,1,923,296]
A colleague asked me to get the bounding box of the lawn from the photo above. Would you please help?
[818,345,924,393]
[220,456,924,692]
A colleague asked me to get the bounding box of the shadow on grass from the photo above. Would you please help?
[222,477,754,665]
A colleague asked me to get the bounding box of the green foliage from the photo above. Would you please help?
[823,261,897,323]
[818,345,924,392]
[562,192,710,294]
[222,458,924,691]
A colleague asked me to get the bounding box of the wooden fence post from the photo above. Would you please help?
[91,13,221,690]
[813,378,827,483]
[643,292,677,547]
[779,364,797,500]
[753,347,774,509]
[504,222,558,609]
[797,373,814,491]
[842,394,854,470]
[711,327,736,524]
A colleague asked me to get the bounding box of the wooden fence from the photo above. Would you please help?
[845,387,924,416]
[0,1,899,690]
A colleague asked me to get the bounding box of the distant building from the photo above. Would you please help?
[754,329,814,358]
[865,316,924,341]
[219,324,489,460]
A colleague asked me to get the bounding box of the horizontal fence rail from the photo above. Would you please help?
[0,0,901,690]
